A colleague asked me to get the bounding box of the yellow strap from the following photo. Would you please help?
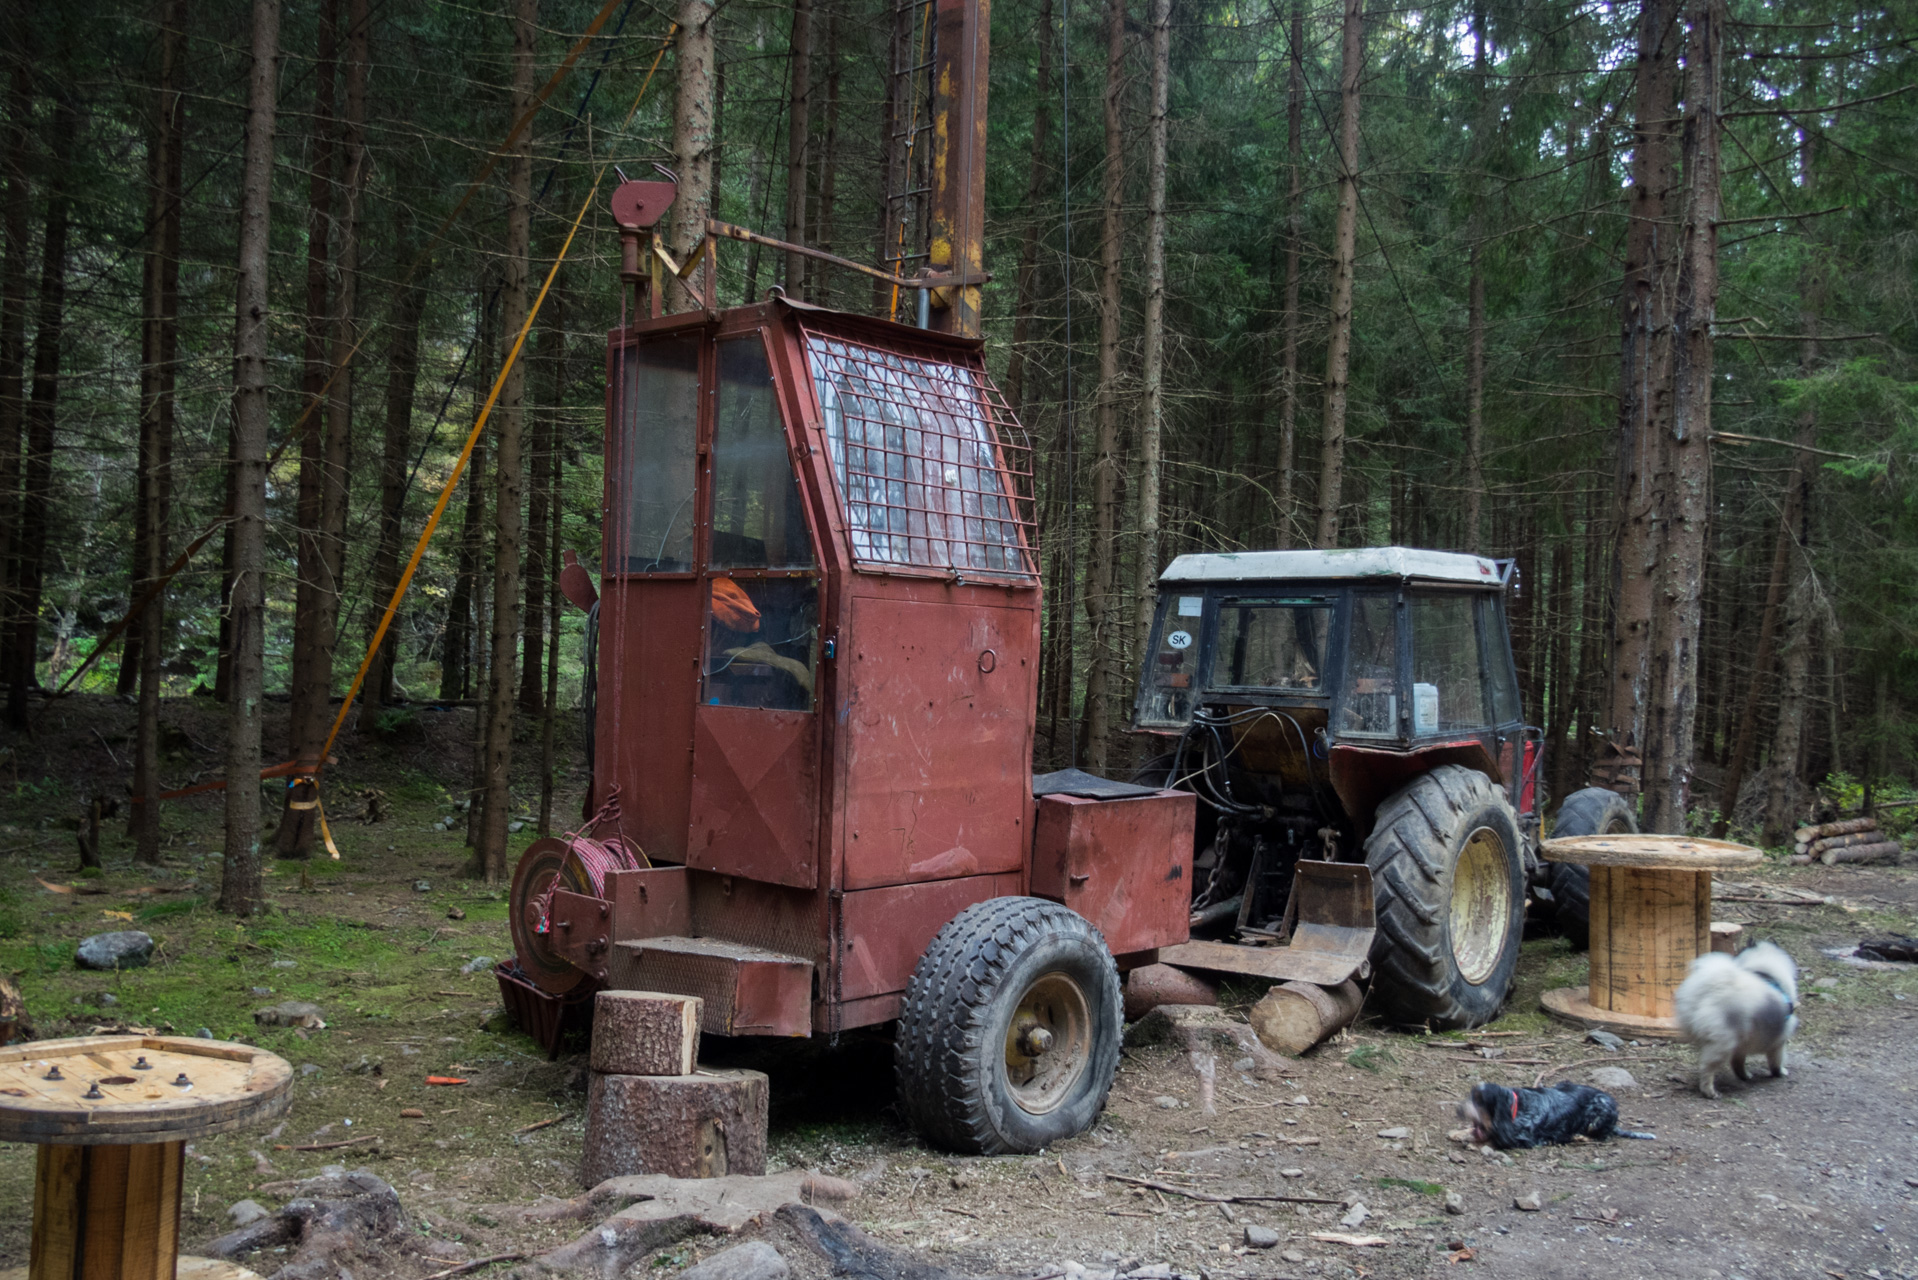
[317,35,677,774]
[317,797,341,861]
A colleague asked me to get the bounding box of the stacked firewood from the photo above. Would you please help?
[1787,816,1904,866]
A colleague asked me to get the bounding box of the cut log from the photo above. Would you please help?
[1805,829,1883,859]
[1709,922,1744,955]
[1822,841,1903,866]
[1123,963,1219,1021]
[1786,854,1812,866]
[1247,980,1363,1056]
[590,991,701,1077]
[1793,816,1878,848]
[582,1069,768,1185]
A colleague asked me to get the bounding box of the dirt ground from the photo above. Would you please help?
[1,695,1915,1280]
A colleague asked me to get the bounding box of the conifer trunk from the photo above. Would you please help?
[222,0,281,918]
[478,0,536,882]
[519,303,559,713]
[13,102,77,730]
[1002,0,1052,422]
[0,22,31,708]
[1080,0,1126,775]
[1274,0,1303,550]
[362,254,427,728]
[1133,0,1168,654]
[783,0,811,295]
[669,0,716,308]
[1313,0,1363,548]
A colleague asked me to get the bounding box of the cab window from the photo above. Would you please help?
[1135,593,1202,728]
[610,336,698,573]
[1338,593,1400,737]
[1207,598,1332,692]
[1409,593,1489,733]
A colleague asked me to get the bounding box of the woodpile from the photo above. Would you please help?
[1788,817,1905,867]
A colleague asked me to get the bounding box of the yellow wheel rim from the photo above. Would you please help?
[1450,827,1512,986]
[1002,972,1092,1115]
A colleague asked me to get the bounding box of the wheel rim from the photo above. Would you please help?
[508,838,589,994]
[1449,827,1512,986]
[1002,971,1093,1115]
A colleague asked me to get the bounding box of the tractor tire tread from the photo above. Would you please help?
[1544,787,1637,950]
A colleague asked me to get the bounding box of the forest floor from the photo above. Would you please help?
[0,694,1915,1280]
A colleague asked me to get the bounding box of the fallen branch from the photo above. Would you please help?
[1104,1173,1342,1206]
[275,1134,380,1152]
[515,1116,565,1135]
[422,1253,526,1280]
[941,1206,979,1219]
[1712,894,1823,905]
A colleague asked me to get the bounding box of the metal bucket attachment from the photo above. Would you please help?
[1158,860,1376,988]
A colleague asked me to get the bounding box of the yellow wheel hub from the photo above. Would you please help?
[1002,972,1092,1115]
[1449,827,1512,986]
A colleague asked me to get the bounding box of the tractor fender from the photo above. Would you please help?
[1326,740,1503,840]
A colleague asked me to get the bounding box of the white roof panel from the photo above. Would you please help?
[1159,547,1503,587]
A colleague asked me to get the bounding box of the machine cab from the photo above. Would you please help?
[1132,548,1536,823]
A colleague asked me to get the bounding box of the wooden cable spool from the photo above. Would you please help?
[0,1037,291,1280]
[1537,835,1762,1038]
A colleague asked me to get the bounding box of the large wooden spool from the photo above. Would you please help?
[0,1037,291,1280]
[1538,834,1761,1038]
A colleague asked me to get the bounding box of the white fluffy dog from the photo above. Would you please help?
[1673,940,1798,1099]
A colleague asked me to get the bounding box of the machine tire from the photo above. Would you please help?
[1543,787,1638,950]
[896,897,1122,1155]
[1364,764,1526,1030]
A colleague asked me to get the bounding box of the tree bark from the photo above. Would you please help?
[222,0,281,919]
[782,0,811,296]
[279,0,366,858]
[1607,0,1680,801]
[1079,0,1126,776]
[1273,0,1303,550]
[0,16,30,711]
[1002,0,1053,422]
[1461,4,1489,555]
[443,288,493,702]
[1637,0,1720,832]
[813,2,841,304]
[1132,0,1169,659]
[131,4,182,859]
[477,0,536,882]
[361,249,427,729]
[669,0,716,309]
[1313,0,1363,549]
[538,308,565,836]
[11,100,77,730]
[519,300,559,714]
[1764,567,1812,845]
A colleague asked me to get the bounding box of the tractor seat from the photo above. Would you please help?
[1032,768,1166,802]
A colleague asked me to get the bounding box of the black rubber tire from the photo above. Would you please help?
[1364,764,1526,1030]
[895,897,1122,1154]
[1545,787,1638,950]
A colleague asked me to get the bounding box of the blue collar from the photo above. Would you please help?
[1756,970,1795,1015]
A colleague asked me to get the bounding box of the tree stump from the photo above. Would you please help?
[1247,980,1363,1056]
[582,1069,768,1185]
[590,992,702,1076]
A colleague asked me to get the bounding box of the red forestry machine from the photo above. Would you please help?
[500,0,1629,1154]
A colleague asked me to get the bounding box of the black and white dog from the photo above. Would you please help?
[1673,940,1798,1099]
[1456,1081,1656,1149]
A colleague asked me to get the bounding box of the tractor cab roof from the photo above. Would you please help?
[1159,546,1505,588]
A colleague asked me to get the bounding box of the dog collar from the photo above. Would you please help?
[1756,970,1795,1015]
[1510,1091,1519,1121]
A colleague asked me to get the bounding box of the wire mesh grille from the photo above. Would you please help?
[801,326,1037,579]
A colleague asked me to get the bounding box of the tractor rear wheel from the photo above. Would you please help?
[1364,764,1526,1030]
[896,897,1121,1154]
[1543,787,1638,950]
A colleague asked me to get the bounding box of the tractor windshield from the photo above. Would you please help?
[1136,592,1204,728]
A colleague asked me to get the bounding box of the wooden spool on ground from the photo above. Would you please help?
[1538,835,1761,1038]
[0,1036,291,1280]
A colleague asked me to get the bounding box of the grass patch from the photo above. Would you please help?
[136,897,202,921]
[1377,1176,1446,1195]
[1346,1043,1394,1072]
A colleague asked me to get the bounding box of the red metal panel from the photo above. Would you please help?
[826,991,905,1032]
[840,595,1037,890]
[605,866,693,937]
[1030,792,1196,956]
[548,888,614,981]
[597,578,702,860]
[836,872,1023,1002]
[615,937,813,1037]
[688,705,819,889]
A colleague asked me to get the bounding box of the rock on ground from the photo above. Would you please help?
[676,1242,788,1280]
[1514,1189,1543,1212]
[1590,1066,1639,1091]
[75,931,154,971]
[254,1001,326,1029]
[1242,1225,1280,1249]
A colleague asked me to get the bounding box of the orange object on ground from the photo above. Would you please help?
[425,1076,469,1086]
[711,578,761,631]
